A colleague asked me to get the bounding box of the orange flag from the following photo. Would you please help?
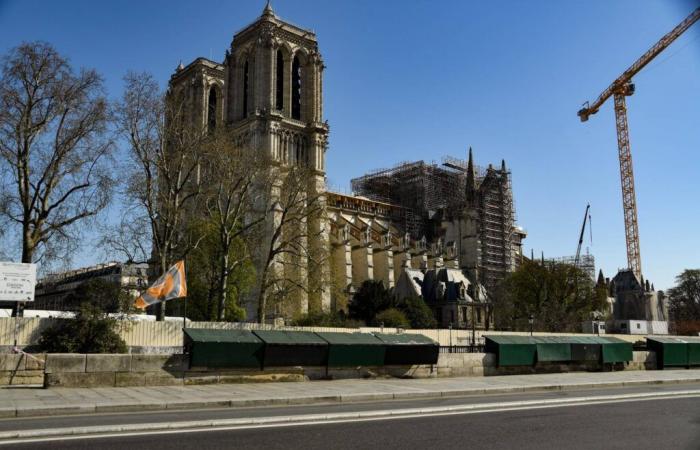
[134,261,187,309]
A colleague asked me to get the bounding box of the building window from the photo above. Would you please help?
[243,60,249,117]
[276,50,284,111]
[292,55,301,120]
[207,86,217,132]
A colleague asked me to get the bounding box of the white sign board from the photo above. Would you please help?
[0,262,37,302]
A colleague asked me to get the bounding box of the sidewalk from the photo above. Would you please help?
[1,370,700,419]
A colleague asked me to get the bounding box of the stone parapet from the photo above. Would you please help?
[44,354,85,373]
[0,350,665,388]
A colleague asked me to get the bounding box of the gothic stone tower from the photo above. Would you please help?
[227,4,330,320]
[167,4,330,321]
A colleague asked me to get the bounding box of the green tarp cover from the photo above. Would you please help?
[372,333,438,345]
[184,328,263,369]
[316,332,384,345]
[184,328,263,343]
[252,330,328,345]
[317,332,386,367]
[374,333,439,365]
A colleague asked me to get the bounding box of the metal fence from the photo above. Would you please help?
[439,345,486,354]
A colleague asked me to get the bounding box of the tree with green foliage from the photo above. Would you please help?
[492,259,607,332]
[398,296,437,328]
[172,219,253,322]
[348,280,394,324]
[668,269,700,335]
[291,310,363,328]
[38,304,127,353]
[375,308,410,328]
[200,130,266,321]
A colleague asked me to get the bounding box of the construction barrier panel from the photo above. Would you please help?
[316,332,386,367]
[253,330,328,367]
[184,328,264,369]
[373,333,439,365]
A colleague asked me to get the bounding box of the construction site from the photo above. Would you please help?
[349,150,523,293]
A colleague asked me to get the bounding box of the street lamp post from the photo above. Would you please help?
[529,314,534,336]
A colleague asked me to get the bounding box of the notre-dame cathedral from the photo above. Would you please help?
[167,4,525,329]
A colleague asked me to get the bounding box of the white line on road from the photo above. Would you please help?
[2,390,700,446]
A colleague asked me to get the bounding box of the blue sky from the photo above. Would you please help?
[1,0,698,290]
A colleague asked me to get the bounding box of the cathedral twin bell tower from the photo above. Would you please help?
[169,3,331,320]
[226,2,328,173]
[170,2,328,172]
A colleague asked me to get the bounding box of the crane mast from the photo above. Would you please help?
[574,204,591,270]
[578,7,700,281]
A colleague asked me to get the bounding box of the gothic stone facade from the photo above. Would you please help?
[170,5,524,326]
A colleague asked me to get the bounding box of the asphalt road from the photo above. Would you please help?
[5,384,700,450]
[2,382,699,432]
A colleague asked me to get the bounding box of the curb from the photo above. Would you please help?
[2,389,700,443]
[5,375,700,419]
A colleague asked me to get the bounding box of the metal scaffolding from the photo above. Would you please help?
[351,157,520,291]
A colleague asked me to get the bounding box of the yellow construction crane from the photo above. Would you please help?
[578,7,700,281]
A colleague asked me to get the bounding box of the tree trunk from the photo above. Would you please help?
[154,253,167,321]
[257,265,269,324]
[217,252,229,321]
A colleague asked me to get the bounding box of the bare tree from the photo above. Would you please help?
[201,131,266,320]
[0,42,114,315]
[113,72,205,320]
[255,165,328,323]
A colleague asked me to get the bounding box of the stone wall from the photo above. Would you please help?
[0,351,659,388]
[0,353,45,385]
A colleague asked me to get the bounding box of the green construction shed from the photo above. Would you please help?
[484,335,537,366]
[316,332,386,367]
[373,333,439,365]
[253,330,329,367]
[183,328,264,369]
[647,336,700,369]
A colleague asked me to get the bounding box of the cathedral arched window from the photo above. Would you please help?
[243,60,249,117]
[292,55,301,120]
[207,86,217,132]
[276,50,284,111]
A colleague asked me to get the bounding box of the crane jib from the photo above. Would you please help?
[576,6,700,280]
